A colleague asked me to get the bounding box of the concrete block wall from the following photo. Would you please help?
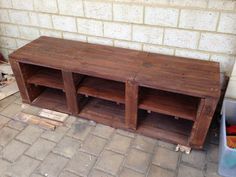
[0,0,236,76]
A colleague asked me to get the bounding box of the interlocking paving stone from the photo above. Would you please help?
[89,169,114,177]
[0,95,18,110]
[0,115,10,128]
[16,125,44,144]
[125,148,151,173]
[0,159,10,176]
[147,165,175,177]
[37,153,68,177]
[26,138,56,160]
[116,129,135,138]
[67,122,92,141]
[182,149,206,169]
[80,134,107,156]
[7,119,27,131]
[53,136,81,158]
[157,140,176,150]
[65,116,77,127]
[177,164,204,177]
[152,147,179,170]
[7,155,40,177]
[205,162,221,177]
[41,126,69,142]
[96,150,124,175]
[92,124,114,139]
[0,103,22,118]
[133,135,157,153]
[106,133,132,154]
[22,105,42,115]
[66,151,96,176]
[59,171,80,177]
[2,140,29,162]
[0,127,19,146]
[120,168,145,177]
[207,144,219,163]
[30,174,44,177]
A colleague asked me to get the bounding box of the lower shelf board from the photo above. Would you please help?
[78,97,192,146]
[78,97,126,129]
[31,88,69,114]
[137,112,193,145]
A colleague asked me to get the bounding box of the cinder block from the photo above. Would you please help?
[169,0,207,8]
[77,18,103,36]
[199,33,236,54]
[12,0,33,10]
[63,32,87,42]
[0,0,12,8]
[0,36,17,49]
[52,15,77,32]
[19,26,40,40]
[84,1,112,20]
[38,13,53,29]
[145,7,179,27]
[40,29,62,38]
[175,49,209,60]
[2,24,19,38]
[8,10,30,25]
[87,36,113,46]
[0,9,10,23]
[104,22,131,40]
[34,0,58,13]
[143,44,174,55]
[133,25,163,45]
[179,9,219,31]
[113,4,143,23]
[114,40,142,50]
[208,0,236,10]
[58,0,83,17]
[218,13,236,34]
[164,28,199,49]
[210,54,236,75]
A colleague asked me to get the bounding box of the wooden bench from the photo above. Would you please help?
[9,36,221,149]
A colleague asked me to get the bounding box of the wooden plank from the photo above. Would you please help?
[31,88,69,114]
[139,88,199,121]
[28,67,64,90]
[78,76,125,104]
[62,71,79,114]
[188,98,219,149]
[9,36,220,98]
[125,80,138,130]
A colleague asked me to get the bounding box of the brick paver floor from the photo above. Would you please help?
[0,93,222,177]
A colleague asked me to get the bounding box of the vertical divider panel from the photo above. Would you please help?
[125,80,139,130]
[188,97,219,148]
[62,71,79,114]
[9,59,42,103]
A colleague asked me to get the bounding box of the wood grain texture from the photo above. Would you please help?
[9,36,221,149]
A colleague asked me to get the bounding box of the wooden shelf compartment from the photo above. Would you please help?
[31,87,69,114]
[78,97,126,129]
[137,112,193,145]
[139,87,200,121]
[77,76,125,104]
[27,66,64,90]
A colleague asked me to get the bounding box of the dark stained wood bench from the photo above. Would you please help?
[9,36,221,149]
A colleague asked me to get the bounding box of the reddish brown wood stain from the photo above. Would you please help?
[9,36,220,149]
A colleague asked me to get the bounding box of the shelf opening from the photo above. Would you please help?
[77,75,125,104]
[20,63,64,90]
[78,96,126,129]
[137,112,193,145]
[31,86,69,114]
[139,87,200,121]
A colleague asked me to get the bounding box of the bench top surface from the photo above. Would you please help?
[10,36,220,98]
